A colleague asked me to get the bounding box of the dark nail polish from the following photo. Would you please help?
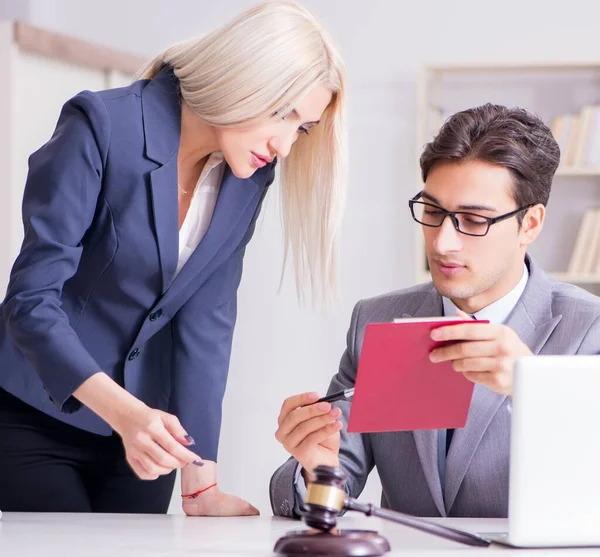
[193,459,204,466]
[184,434,195,445]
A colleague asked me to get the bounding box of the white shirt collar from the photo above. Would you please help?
[198,152,224,185]
[442,262,529,325]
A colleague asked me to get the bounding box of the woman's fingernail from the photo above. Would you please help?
[184,435,195,445]
[193,459,204,466]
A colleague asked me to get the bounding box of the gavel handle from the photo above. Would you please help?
[345,499,490,547]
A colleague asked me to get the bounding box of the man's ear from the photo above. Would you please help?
[519,204,545,247]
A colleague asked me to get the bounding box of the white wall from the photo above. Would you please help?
[22,0,600,514]
[0,0,30,21]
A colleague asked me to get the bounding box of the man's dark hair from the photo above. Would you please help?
[419,103,560,222]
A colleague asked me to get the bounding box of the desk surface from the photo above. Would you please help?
[0,513,596,556]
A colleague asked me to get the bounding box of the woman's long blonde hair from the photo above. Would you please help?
[136,0,346,305]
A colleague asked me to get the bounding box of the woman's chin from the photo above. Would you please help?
[229,164,255,179]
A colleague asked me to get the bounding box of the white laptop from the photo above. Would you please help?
[483,355,600,548]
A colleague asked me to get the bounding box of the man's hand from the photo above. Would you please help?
[429,311,532,395]
[275,392,342,478]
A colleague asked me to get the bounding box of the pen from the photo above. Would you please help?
[315,387,355,404]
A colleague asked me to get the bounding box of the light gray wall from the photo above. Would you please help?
[23,0,600,514]
[0,0,30,21]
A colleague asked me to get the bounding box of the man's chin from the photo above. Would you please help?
[431,273,478,301]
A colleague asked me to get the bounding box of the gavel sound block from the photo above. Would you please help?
[273,465,490,556]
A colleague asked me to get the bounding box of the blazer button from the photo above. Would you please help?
[128,348,140,361]
[149,309,163,321]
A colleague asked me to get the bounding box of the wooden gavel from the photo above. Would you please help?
[298,465,489,548]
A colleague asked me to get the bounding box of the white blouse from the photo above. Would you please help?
[174,151,225,278]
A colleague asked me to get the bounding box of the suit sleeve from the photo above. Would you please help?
[2,91,110,413]
[270,300,376,517]
[577,314,600,354]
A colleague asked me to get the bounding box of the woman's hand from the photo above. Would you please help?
[74,372,202,480]
[181,461,259,517]
[182,486,260,517]
[114,405,203,480]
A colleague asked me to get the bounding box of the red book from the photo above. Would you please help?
[347,317,489,433]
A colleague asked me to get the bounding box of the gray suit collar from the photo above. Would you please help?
[411,255,562,515]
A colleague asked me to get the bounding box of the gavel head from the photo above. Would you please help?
[300,465,347,532]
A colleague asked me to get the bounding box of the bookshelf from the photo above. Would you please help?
[415,61,600,294]
[555,167,600,177]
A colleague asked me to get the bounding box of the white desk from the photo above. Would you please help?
[0,513,596,556]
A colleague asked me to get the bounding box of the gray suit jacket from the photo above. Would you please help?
[270,256,600,519]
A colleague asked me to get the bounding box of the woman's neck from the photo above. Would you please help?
[178,102,219,168]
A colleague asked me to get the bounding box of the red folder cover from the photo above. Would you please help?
[347,318,488,433]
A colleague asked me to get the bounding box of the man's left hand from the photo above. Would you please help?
[428,311,532,395]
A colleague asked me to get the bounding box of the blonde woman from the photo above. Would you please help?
[0,0,345,516]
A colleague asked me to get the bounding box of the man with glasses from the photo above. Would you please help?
[270,103,600,519]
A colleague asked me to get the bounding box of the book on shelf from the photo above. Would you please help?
[551,106,600,168]
[567,207,600,275]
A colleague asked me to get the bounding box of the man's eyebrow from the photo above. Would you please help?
[421,191,497,212]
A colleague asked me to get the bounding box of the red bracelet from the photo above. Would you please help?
[181,482,217,499]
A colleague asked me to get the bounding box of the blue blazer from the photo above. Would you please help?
[0,67,274,460]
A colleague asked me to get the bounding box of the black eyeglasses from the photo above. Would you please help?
[408,192,533,237]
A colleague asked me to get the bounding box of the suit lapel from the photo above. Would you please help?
[444,255,562,512]
[443,385,506,513]
[403,286,447,516]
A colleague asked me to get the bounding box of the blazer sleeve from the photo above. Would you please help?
[169,167,274,461]
[2,90,110,413]
[270,300,376,517]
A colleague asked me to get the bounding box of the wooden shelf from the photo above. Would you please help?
[550,273,600,284]
[555,167,600,177]
[14,22,146,75]
[425,60,600,74]
[418,271,600,285]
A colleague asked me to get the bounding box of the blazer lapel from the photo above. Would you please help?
[150,157,179,293]
[444,255,562,512]
[129,164,270,353]
[161,165,264,303]
[141,67,182,293]
[402,286,447,516]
